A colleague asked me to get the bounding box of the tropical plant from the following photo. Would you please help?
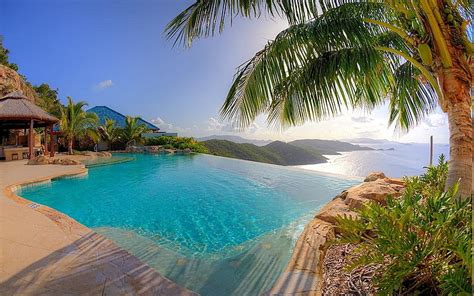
[60,97,99,154]
[33,83,62,117]
[144,136,208,152]
[166,0,473,196]
[97,118,121,149]
[121,116,148,146]
[0,35,18,71]
[336,156,472,295]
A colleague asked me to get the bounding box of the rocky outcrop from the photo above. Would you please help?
[27,156,81,166]
[127,145,194,154]
[0,65,38,101]
[265,173,405,296]
[343,178,404,210]
[84,151,112,158]
[125,146,145,153]
[363,171,386,182]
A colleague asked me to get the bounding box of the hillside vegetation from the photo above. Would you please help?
[201,138,373,166]
[289,139,372,155]
[201,139,327,166]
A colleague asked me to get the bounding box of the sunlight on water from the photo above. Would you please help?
[298,142,450,178]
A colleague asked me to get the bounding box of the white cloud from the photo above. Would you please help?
[150,117,196,135]
[95,79,114,90]
[424,113,447,128]
[351,116,373,123]
[206,117,239,132]
[151,117,173,130]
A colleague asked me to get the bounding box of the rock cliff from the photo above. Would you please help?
[0,65,38,101]
[265,173,404,296]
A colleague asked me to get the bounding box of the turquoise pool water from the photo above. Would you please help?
[19,153,358,295]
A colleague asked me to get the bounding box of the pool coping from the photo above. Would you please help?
[1,162,198,295]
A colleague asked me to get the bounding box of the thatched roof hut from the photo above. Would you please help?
[0,91,58,128]
[0,91,59,160]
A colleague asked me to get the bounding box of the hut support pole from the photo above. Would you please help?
[49,125,55,157]
[29,119,34,160]
[44,127,49,156]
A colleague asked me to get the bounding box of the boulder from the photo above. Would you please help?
[52,159,63,165]
[60,158,81,165]
[384,177,405,186]
[364,172,386,182]
[96,151,112,157]
[344,179,403,210]
[144,146,160,153]
[315,197,358,224]
[27,156,51,165]
[125,146,145,153]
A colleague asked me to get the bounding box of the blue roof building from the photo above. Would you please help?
[87,106,159,131]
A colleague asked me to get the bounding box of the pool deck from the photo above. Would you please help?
[0,157,197,295]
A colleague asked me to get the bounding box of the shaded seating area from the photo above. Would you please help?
[0,91,58,161]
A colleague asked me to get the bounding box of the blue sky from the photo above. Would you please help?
[0,0,449,143]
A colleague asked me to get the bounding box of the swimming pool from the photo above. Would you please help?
[18,153,357,295]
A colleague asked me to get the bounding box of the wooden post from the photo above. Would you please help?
[29,119,34,160]
[429,135,433,166]
[44,126,49,155]
[49,125,55,157]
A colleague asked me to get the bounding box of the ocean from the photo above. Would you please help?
[297,141,450,179]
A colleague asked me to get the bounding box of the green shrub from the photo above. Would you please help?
[336,156,472,295]
[144,136,207,153]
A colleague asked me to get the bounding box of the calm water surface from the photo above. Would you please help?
[299,142,450,178]
[19,153,357,295]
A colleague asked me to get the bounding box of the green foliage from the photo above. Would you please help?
[0,36,18,71]
[60,97,99,154]
[33,83,62,117]
[200,139,327,165]
[121,116,149,146]
[144,136,208,153]
[336,156,472,295]
[166,1,472,131]
[97,118,121,149]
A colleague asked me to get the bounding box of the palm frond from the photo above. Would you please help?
[388,62,437,132]
[165,0,319,47]
[221,4,403,128]
[267,46,392,127]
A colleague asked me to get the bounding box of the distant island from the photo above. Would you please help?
[197,135,273,146]
[199,136,372,166]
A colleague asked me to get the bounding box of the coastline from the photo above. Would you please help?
[0,157,196,295]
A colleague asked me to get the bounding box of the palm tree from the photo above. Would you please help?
[98,118,120,149]
[60,97,99,154]
[121,116,148,147]
[166,1,473,196]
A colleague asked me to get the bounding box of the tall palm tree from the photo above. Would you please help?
[98,118,120,149]
[166,0,473,196]
[60,97,99,154]
[121,116,148,147]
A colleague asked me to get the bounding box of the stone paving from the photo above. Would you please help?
[0,158,197,295]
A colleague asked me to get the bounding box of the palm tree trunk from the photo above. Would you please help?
[442,68,472,197]
[68,138,74,155]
